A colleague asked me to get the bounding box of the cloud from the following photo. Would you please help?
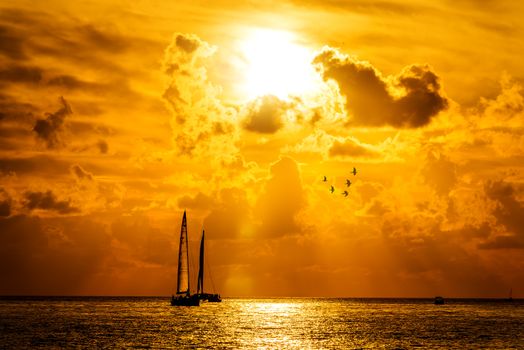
[0,94,36,150]
[329,137,379,158]
[0,214,111,295]
[204,188,251,239]
[313,47,448,127]
[0,92,37,122]
[162,33,238,159]
[476,75,523,126]
[178,192,216,211]
[0,188,11,217]
[97,140,109,154]
[0,154,71,177]
[255,157,305,237]
[70,164,93,181]
[111,214,175,266]
[0,64,42,84]
[174,34,200,53]
[378,217,507,295]
[46,74,103,91]
[289,0,423,15]
[0,24,26,59]
[33,96,72,148]
[23,190,79,214]
[242,95,289,134]
[421,151,457,195]
[479,180,524,249]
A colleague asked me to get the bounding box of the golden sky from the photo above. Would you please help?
[1,0,523,297]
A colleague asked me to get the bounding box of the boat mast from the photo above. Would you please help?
[176,210,190,296]
[197,230,205,295]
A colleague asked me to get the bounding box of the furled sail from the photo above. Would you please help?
[197,230,205,295]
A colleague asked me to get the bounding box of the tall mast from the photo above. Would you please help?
[197,230,205,295]
[176,210,190,296]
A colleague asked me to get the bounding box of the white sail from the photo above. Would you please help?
[176,211,190,295]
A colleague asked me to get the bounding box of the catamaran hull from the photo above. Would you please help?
[171,295,200,306]
[198,293,222,302]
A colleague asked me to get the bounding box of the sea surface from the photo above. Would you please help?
[0,297,522,349]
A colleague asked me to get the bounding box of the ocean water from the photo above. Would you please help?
[0,297,522,349]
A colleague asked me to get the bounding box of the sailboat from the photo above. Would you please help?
[171,211,200,306]
[196,230,222,303]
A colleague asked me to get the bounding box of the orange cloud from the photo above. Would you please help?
[255,157,305,238]
[0,3,523,298]
[329,138,379,158]
[33,97,72,148]
[242,95,287,134]
[314,47,448,127]
[163,33,238,159]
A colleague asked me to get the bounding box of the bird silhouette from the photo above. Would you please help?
[342,190,349,197]
[346,179,351,187]
[352,167,357,176]
[330,185,335,194]
[323,176,327,182]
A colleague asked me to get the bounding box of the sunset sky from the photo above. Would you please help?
[1,0,523,297]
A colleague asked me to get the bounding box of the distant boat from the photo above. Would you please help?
[196,230,222,303]
[434,296,445,305]
[508,288,513,302]
[171,211,200,306]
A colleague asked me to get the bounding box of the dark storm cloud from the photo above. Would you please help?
[329,139,378,158]
[243,95,288,134]
[24,190,79,214]
[314,48,448,128]
[33,96,72,148]
[479,181,524,249]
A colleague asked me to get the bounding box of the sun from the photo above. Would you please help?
[237,28,321,101]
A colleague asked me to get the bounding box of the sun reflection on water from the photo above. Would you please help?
[235,299,309,349]
[2,297,523,349]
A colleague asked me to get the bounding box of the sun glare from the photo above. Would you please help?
[238,29,321,100]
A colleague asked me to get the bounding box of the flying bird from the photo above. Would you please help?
[330,185,335,194]
[352,167,357,176]
[342,190,349,197]
[323,176,327,182]
[346,179,351,187]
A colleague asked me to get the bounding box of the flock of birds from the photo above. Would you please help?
[323,167,357,197]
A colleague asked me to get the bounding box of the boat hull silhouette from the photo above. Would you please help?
[171,294,200,306]
[198,293,222,303]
